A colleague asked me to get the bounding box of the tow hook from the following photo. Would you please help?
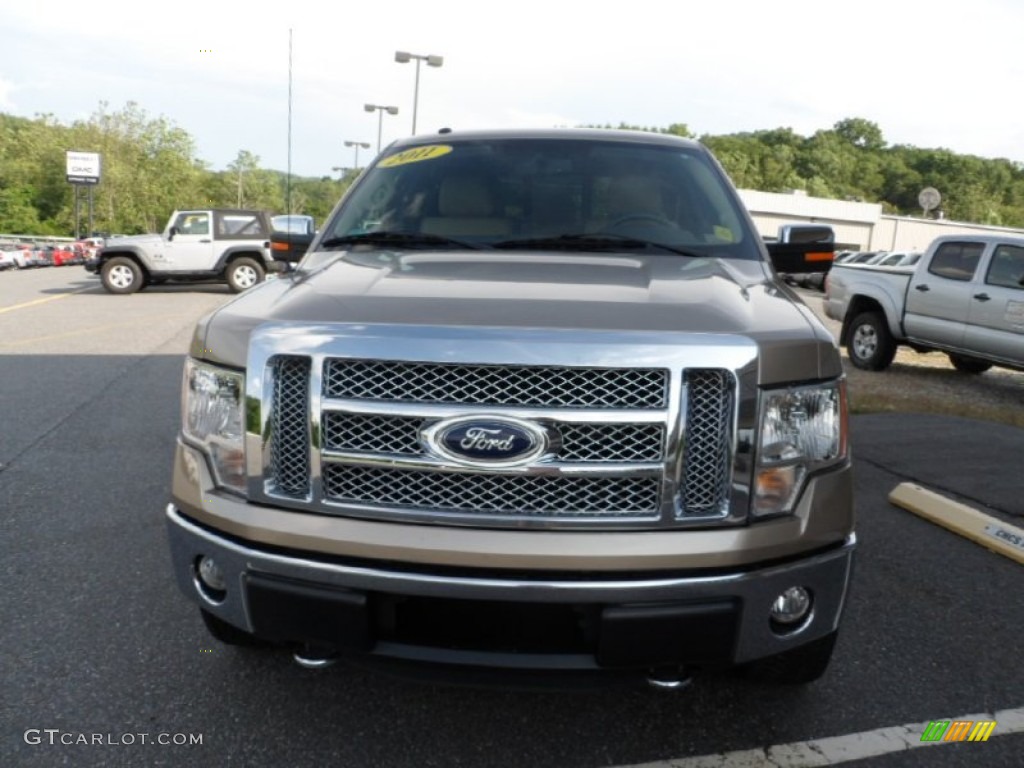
[646,667,693,690]
[292,647,339,669]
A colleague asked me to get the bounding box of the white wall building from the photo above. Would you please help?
[738,189,1024,252]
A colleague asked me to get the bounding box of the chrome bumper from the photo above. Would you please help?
[167,504,855,668]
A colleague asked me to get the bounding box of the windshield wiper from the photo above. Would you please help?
[492,234,704,258]
[318,231,489,251]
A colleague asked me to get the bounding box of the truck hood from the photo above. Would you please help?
[196,250,840,383]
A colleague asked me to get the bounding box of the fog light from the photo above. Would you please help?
[197,556,226,592]
[770,586,812,626]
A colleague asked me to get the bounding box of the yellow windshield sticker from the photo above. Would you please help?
[378,145,453,168]
[713,225,735,242]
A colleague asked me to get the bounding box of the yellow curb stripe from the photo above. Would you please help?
[0,313,186,349]
[888,482,1024,566]
[0,286,93,315]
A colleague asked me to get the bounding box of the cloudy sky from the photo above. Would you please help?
[3,0,1023,178]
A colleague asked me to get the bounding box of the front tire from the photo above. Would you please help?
[742,631,838,685]
[847,311,896,370]
[101,257,145,294]
[226,257,265,293]
[948,353,992,374]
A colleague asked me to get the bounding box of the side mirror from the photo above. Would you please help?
[270,231,315,262]
[168,226,177,241]
[766,224,835,274]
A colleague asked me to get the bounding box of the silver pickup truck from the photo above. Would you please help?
[824,234,1024,373]
[167,129,853,689]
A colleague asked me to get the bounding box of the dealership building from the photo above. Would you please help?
[738,188,1024,252]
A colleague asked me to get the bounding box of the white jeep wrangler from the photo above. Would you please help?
[88,209,275,294]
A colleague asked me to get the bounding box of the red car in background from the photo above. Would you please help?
[45,244,86,266]
[49,245,76,266]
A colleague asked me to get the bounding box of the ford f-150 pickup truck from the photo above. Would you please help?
[167,129,852,688]
[824,234,1024,373]
[87,209,275,294]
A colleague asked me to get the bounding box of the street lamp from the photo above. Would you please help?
[344,140,371,171]
[394,51,443,134]
[364,104,399,154]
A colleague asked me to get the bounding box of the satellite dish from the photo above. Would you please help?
[918,187,941,215]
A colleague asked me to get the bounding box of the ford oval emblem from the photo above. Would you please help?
[424,416,548,466]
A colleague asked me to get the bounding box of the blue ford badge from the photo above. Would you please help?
[425,417,547,466]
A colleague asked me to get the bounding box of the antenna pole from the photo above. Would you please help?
[287,28,293,215]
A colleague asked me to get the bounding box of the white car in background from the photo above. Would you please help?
[2,243,38,269]
[0,247,17,271]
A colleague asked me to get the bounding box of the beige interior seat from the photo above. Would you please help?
[421,175,510,237]
[607,176,666,219]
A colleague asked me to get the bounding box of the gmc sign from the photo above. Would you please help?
[66,151,102,185]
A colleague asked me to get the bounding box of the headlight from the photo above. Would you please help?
[182,359,246,493]
[753,380,847,516]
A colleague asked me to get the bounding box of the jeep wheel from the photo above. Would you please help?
[948,353,992,374]
[226,257,265,293]
[101,257,144,294]
[742,631,838,685]
[847,311,896,370]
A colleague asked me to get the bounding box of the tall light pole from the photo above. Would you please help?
[364,104,399,154]
[344,140,371,171]
[394,51,443,135]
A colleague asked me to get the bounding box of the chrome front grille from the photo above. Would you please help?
[322,466,660,518]
[323,360,668,409]
[268,356,310,497]
[323,413,423,455]
[680,369,735,517]
[322,413,665,464]
[556,423,665,463]
[258,337,746,529]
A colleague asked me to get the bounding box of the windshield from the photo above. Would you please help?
[316,137,760,264]
[272,214,315,235]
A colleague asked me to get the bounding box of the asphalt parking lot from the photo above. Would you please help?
[2,268,1022,767]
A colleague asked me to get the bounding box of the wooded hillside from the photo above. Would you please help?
[2,104,1022,236]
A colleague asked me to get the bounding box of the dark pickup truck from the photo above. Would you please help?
[270,214,316,264]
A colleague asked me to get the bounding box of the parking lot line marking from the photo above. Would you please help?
[0,313,187,349]
[616,706,1024,767]
[889,482,1024,566]
[0,287,93,315]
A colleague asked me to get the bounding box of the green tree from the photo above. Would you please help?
[833,118,886,150]
[67,101,206,233]
[4,107,1023,234]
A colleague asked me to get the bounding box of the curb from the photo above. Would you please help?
[889,482,1024,566]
